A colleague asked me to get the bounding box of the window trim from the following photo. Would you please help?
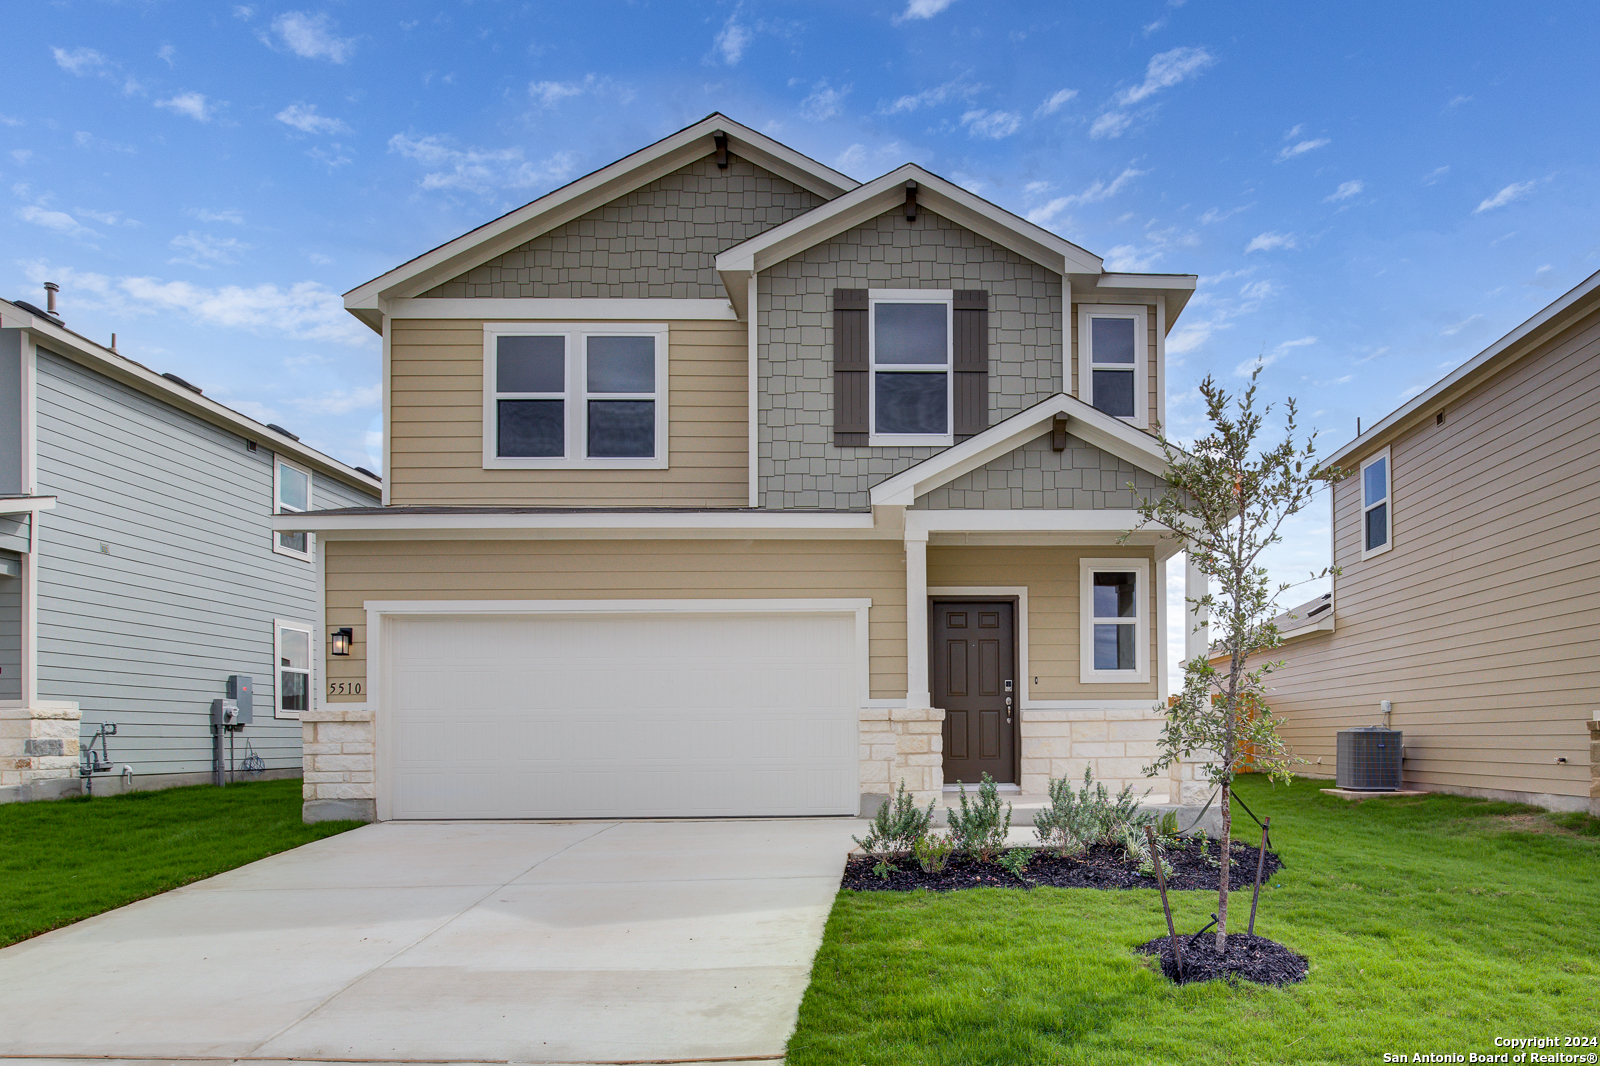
[274,617,314,720]
[1077,303,1149,425]
[1079,557,1151,684]
[482,321,670,470]
[1359,446,1392,560]
[867,289,955,447]
[272,455,314,562]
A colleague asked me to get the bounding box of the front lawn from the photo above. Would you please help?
[788,775,1600,1065]
[0,778,363,948]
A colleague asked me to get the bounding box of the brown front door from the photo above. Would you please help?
[932,600,1017,785]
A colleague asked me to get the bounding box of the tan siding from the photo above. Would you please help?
[1262,307,1600,802]
[388,319,748,507]
[323,539,908,700]
[927,544,1161,702]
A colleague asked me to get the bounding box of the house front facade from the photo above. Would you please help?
[285,115,1211,824]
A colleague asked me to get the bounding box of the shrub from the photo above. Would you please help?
[947,773,1012,863]
[1033,767,1156,855]
[853,780,934,855]
[997,847,1033,880]
[913,831,956,873]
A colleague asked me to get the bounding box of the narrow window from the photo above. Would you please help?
[870,294,952,444]
[1078,305,1148,423]
[585,335,657,458]
[1361,449,1391,557]
[275,620,313,718]
[273,458,312,560]
[1080,558,1150,683]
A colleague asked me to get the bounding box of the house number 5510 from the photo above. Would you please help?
[327,682,364,696]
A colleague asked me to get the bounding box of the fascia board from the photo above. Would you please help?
[1096,272,1199,325]
[1326,267,1600,467]
[0,496,57,516]
[386,297,738,321]
[272,510,877,534]
[907,509,1160,534]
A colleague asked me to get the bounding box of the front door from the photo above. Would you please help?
[932,600,1017,785]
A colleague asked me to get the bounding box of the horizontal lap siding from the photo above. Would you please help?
[1261,308,1600,799]
[389,319,747,506]
[324,539,908,700]
[33,350,378,775]
[927,545,1160,703]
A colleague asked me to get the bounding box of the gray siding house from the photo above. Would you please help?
[0,295,381,802]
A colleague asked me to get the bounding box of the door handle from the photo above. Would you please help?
[1005,695,1013,723]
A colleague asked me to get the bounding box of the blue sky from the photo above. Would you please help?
[5,0,1599,636]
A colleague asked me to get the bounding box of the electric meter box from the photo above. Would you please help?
[225,675,254,724]
[210,699,240,726]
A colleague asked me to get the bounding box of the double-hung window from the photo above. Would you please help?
[869,290,953,445]
[1077,304,1148,423]
[1360,447,1391,558]
[1080,558,1151,683]
[273,457,312,560]
[484,323,669,469]
[274,619,313,719]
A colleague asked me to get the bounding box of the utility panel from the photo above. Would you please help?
[226,675,254,724]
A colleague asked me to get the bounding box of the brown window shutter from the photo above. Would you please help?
[952,289,989,439]
[833,289,869,446]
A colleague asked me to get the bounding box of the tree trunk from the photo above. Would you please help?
[1216,786,1231,951]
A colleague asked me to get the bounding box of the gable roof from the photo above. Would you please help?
[343,114,858,331]
[715,164,1106,317]
[1328,267,1600,467]
[870,392,1171,507]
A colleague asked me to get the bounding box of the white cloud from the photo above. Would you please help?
[1035,88,1077,117]
[898,0,958,21]
[1276,137,1329,162]
[275,102,351,135]
[74,207,140,227]
[1104,244,1163,271]
[1446,94,1472,109]
[1027,167,1148,226]
[10,149,34,166]
[270,11,355,63]
[714,18,751,64]
[1528,264,1556,289]
[1245,231,1298,253]
[1474,179,1538,214]
[1324,180,1364,202]
[1143,17,1168,35]
[1199,203,1250,224]
[17,205,98,238]
[233,6,254,18]
[388,133,581,196]
[883,75,982,114]
[155,92,214,122]
[1235,335,1315,376]
[292,384,381,415]
[833,140,912,177]
[188,207,245,224]
[1117,46,1214,105]
[169,232,250,267]
[1439,314,1482,336]
[51,47,109,75]
[158,44,176,67]
[800,81,850,121]
[0,114,22,127]
[960,109,1021,139]
[526,74,631,108]
[1397,383,1427,401]
[1089,111,1133,139]
[1422,165,1450,185]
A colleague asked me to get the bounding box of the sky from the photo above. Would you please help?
[6,0,1599,685]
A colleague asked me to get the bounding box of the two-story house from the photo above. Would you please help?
[282,114,1208,824]
[0,295,381,802]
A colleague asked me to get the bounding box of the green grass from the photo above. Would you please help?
[0,778,362,948]
[788,775,1600,1066]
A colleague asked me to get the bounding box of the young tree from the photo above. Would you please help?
[1132,370,1342,951]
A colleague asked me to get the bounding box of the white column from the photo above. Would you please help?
[1183,550,1209,666]
[904,532,930,708]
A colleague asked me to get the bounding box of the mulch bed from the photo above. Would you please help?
[841,837,1282,892]
[1136,932,1309,986]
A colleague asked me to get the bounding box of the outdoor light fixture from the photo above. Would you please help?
[331,627,353,656]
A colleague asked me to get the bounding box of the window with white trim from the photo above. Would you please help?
[1360,448,1391,558]
[483,323,669,469]
[274,619,313,719]
[1080,558,1151,683]
[870,290,953,445]
[1077,304,1148,423]
[273,457,312,560]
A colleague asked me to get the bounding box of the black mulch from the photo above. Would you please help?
[1136,932,1309,986]
[841,838,1281,892]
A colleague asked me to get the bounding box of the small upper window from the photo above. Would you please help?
[1080,558,1151,684]
[273,458,312,560]
[484,323,668,469]
[870,291,952,445]
[275,620,312,719]
[1078,305,1148,423]
[1361,448,1391,558]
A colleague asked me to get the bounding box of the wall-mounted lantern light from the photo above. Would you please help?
[331,627,354,656]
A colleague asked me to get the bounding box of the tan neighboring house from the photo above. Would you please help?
[1248,270,1600,816]
[279,114,1215,823]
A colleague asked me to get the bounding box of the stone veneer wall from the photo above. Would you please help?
[914,432,1168,510]
[301,706,376,822]
[421,155,825,300]
[0,702,81,802]
[758,207,1063,510]
[858,706,946,813]
[1018,703,1172,801]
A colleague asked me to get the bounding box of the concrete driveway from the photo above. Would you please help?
[0,818,860,1065]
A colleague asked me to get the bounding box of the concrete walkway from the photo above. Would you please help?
[0,818,861,1065]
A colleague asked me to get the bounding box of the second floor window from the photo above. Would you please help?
[1361,448,1391,558]
[870,292,953,445]
[1078,305,1148,423]
[484,324,668,469]
[273,457,312,560]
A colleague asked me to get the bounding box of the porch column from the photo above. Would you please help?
[904,532,931,708]
[1183,551,1209,665]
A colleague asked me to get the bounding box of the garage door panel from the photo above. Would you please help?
[384,612,859,819]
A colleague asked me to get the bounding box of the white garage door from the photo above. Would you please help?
[383,610,859,819]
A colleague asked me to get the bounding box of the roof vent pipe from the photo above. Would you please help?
[43,281,59,314]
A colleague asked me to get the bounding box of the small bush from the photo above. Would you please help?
[1033,767,1156,855]
[997,847,1033,879]
[853,780,934,855]
[913,832,955,873]
[947,774,1012,863]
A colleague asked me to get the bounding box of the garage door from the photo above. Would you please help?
[383,610,859,819]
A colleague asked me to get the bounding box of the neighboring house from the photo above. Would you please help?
[283,113,1214,824]
[1241,269,1600,816]
[0,296,382,803]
